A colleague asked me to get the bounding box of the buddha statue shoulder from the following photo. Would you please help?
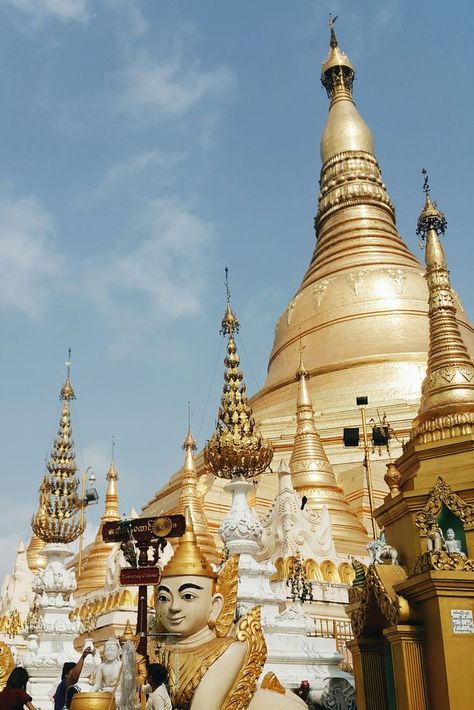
[149,509,306,710]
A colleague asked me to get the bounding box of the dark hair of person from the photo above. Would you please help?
[61,662,76,680]
[6,667,29,690]
[147,664,168,688]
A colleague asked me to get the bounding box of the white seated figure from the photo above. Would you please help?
[92,637,122,697]
[444,528,465,555]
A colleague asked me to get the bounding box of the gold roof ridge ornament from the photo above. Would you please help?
[161,507,216,579]
[31,351,85,544]
[204,269,273,480]
[411,170,474,436]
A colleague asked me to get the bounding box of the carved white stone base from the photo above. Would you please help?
[21,544,97,707]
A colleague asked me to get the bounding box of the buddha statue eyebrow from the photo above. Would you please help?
[157,585,171,593]
[178,583,204,592]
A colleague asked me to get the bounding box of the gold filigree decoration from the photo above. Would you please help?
[0,641,15,689]
[204,281,273,480]
[261,671,285,695]
[410,550,474,577]
[221,606,267,710]
[347,565,409,638]
[414,476,474,534]
[215,555,240,638]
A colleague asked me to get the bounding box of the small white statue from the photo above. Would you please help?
[443,528,465,555]
[92,637,122,694]
[425,516,444,552]
[367,531,398,565]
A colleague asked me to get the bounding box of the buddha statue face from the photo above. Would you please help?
[446,528,455,540]
[156,575,223,638]
[104,638,120,662]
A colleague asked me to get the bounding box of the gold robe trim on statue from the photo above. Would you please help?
[155,637,234,710]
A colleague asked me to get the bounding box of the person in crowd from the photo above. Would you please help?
[145,664,172,710]
[0,667,37,710]
[53,647,93,710]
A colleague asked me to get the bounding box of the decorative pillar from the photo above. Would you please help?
[383,625,429,710]
[347,637,387,710]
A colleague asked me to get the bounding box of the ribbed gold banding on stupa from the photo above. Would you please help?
[204,286,273,480]
[161,507,216,579]
[411,178,474,438]
[289,353,368,552]
[172,426,218,564]
[26,532,46,573]
[75,458,121,596]
[31,362,84,544]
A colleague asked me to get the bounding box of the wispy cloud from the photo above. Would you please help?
[0,192,63,318]
[0,0,90,24]
[78,148,185,204]
[115,48,236,121]
[83,197,215,352]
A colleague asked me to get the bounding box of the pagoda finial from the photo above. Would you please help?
[204,272,273,479]
[412,176,474,432]
[60,348,75,401]
[102,441,120,524]
[32,358,84,544]
[329,13,339,47]
[321,15,355,101]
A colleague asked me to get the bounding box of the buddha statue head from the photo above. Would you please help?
[156,509,234,641]
[103,637,121,662]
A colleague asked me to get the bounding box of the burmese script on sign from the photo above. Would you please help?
[451,609,474,634]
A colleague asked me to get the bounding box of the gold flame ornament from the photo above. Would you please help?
[204,272,273,479]
[31,355,85,544]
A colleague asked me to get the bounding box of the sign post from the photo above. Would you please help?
[103,514,185,657]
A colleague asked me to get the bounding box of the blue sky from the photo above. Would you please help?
[0,0,473,579]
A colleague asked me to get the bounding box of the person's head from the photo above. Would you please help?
[156,575,223,638]
[61,662,76,681]
[103,638,120,662]
[446,528,455,540]
[147,664,168,690]
[6,667,29,691]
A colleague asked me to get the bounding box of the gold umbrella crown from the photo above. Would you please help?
[204,269,273,479]
[31,352,84,544]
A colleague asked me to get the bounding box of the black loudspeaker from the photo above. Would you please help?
[356,396,368,406]
[343,427,360,447]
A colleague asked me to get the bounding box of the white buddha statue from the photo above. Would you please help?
[92,637,122,694]
[150,508,306,710]
[444,528,464,555]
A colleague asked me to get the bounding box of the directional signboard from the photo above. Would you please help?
[119,567,161,586]
[102,514,185,544]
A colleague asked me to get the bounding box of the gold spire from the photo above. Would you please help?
[204,270,273,479]
[101,457,120,524]
[31,356,84,544]
[161,508,216,579]
[76,453,121,596]
[174,422,218,563]
[289,352,368,552]
[320,16,375,165]
[412,172,474,433]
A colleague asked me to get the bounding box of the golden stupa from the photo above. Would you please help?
[143,24,474,549]
[75,458,121,595]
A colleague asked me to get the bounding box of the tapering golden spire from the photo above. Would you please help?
[31,354,84,544]
[204,269,273,479]
[102,456,120,524]
[174,420,218,563]
[76,450,121,595]
[161,508,216,579]
[289,351,368,552]
[412,172,474,434]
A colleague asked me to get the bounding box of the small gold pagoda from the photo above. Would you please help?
[289,352,368,554]
[75,457,121,595]
[346,176,474,710]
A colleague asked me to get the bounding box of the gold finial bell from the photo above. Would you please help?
[60,348,76,401]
